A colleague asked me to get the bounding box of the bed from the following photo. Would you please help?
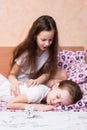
[0,46,87,130]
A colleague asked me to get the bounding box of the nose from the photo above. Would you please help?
[53,99,61,105]
[45,41,50,47]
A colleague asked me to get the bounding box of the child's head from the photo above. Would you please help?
[47,80,83,106]
[29,15,58,48]
[12,15,58,77]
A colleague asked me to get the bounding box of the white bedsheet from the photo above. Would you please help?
[0,111,87,130]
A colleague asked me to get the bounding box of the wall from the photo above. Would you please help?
[0,0,87,48]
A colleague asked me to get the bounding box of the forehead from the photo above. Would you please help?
[59,89,72,105]
[38,30,54,38]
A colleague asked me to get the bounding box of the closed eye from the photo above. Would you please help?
[56,96,62,105]
[41,39,46,41]
[56,95,60,99]
[58,102,62,105]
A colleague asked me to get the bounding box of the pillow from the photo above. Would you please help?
[75,50,86,63]
[57,50,86,69]
[57,50,75,69]
[67,62,87,83]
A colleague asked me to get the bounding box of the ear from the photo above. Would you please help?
[52,82,59,90]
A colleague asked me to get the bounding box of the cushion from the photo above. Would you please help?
[57,49,87,83]
[57,50,75,69]
[67,62,87,83]
[57,50,86,69]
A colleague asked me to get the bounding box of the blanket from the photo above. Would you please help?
[0,111,87,130]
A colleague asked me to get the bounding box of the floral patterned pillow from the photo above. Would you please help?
[67,62,87,83]
[57,50,75,69]
[57,50,86,69]
[57,50,87,83]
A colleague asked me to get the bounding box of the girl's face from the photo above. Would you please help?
[36,30,54,51]
[46,83,72,106]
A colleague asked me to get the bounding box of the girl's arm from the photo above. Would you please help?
[7,94,54,111]
[36,73,50,84]
[85,55,87,64]
[45,79,61,88]
[8,63,20,82]
[45,69,67,88]
[26,73,50,87]
[8,63,23,96]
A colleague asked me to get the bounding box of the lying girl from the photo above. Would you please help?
[6,79,83,111]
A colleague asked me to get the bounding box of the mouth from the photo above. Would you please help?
[43,46,48,50]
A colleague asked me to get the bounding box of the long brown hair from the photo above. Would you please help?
[11,15,59,78]
[59,80,83,104]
